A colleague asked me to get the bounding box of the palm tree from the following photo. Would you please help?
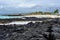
[54,9,59,14]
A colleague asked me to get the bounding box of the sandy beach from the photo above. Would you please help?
[24,15,60,18]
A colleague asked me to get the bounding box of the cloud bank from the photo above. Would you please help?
[0,0,60,14]
[0,0,60,8]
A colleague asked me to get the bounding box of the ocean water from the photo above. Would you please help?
[0,16,24,19]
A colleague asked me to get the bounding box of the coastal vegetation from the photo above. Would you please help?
[25,9,59,15]
[24,12,52,15]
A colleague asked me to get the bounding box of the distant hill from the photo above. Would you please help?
[3,14,23,16]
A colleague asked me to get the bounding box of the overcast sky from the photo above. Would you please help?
[0,0,60,8]
[0,0,60,14]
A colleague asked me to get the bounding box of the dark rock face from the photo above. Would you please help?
[0,18,60,40]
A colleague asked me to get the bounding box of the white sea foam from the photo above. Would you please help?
[0,21,43,25]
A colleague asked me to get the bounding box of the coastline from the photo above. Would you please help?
[0,15,60,24]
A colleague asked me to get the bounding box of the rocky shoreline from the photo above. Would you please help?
[0,17,58,23]
[0,18,60,40]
